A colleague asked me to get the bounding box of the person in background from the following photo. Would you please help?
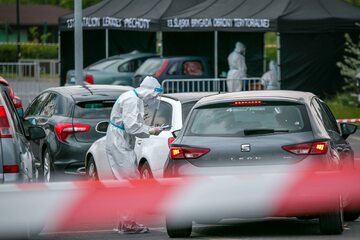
[226,41,247,92]
[106,76,163,234]
[261,60,280,90]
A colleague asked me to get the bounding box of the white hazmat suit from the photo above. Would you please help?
[226,41,247,92]
[105,76,162,180]
[261,61,280,90]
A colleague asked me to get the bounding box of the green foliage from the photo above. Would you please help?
[326,92,360,119]
[0,43,57,61]
[337,33,360,91]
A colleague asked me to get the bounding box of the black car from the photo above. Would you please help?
[24,85,132,182]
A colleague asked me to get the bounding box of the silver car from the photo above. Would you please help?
[164,90,357,237]
[0,85,45,183]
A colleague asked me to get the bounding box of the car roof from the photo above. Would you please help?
[147,56,207,61]
[163,92,218,103]
[196,90,316,106]
[45,85,133,102]
[106,52,157,60]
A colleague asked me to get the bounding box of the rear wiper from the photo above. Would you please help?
[244,128,289,136]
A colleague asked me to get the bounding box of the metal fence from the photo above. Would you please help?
[0,61,60,108]
[161,78,263,94]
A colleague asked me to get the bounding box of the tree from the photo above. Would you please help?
[337,30,360,91]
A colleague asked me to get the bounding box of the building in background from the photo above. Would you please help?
[0,4,70,43]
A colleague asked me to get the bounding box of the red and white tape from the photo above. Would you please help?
[337,118,360,123]
[0,168,360,237]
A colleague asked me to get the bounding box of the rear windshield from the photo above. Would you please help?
[185,101,311,137]
[74,100,116,119]
[135,58,163,75]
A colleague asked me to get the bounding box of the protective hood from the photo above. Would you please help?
[135,76,162,103]
[235,41,246,55]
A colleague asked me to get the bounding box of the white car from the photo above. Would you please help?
[85,93,214,180]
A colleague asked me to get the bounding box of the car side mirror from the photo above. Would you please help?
[96,121,109,133]
[28,126,46,140]
[340,123,357,139]
[172,129,181,138]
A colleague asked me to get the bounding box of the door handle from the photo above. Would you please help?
[137,140,143,145]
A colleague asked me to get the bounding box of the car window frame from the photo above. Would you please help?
[1,89,25,135]
[25,92,50,117]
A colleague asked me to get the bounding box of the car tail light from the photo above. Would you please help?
[168,137,176,148]
[282,141,328,155]
[3,165,19,173]
[55,123,91,142]
[170,146,210,160]
[155,59,169,78]
[0,106,13,138]
[85,74,94,84]
[13,96,22,109]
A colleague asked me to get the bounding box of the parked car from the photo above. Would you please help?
[85,92,215,181]
[0,76,24,117]
[133,56,213,88]
[164,90,358,237]
[66,52,157,86]
[23,85,133,182]
[0,83,45,183]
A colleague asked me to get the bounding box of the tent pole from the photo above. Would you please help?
[105,29,109,58]
[263,33,267,72]
[74,0,83,86]
[214,31,218,78]
[277,32,281,86]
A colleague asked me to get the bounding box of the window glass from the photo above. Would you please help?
[135,58,163,76]
[25,93,49,117]
[118,60,136,72]
[182,61,204,76]
[167,63,178,75]
[317,99,340,133]
[74,100,116,119]
[39,93,58,117]
[2,91,23,135]
[153,102,172,127]
[88,59,119,71]
[185,101,311,137]
[181,101,197,122]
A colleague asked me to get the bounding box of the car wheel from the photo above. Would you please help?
[42,148,54,183]
[319,198,344,235]
[140,162,153,179]
[166,217,192,238]
[87,157,98,181]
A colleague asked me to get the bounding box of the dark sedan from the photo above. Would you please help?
[164,90,358,237]
[24,85,132,182]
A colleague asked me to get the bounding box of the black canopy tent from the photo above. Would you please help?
[278,0,360,96]
[59,0,360,96]
[161,0,291,81]
[59,0,205,85]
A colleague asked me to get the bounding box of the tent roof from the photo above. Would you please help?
[279,0,360,32]
[59,0,206,31]
[59,0,360,32]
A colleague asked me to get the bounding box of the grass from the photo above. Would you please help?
[326,93,360,119]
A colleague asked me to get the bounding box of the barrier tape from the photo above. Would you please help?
[337,119,360,123]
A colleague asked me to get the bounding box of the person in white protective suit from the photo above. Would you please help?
[226,41,247,92]
[106,76,163,234]
[261,60,280,90]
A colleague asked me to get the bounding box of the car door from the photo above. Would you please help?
[2,90,36,181]
[24,92,50,161]
[134,100,174,176]
[312,97,349,169]
[317,98,354,169]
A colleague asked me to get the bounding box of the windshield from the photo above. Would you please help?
[87,59,122,71]
[135,58,163,75]
[185,101,311,137]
